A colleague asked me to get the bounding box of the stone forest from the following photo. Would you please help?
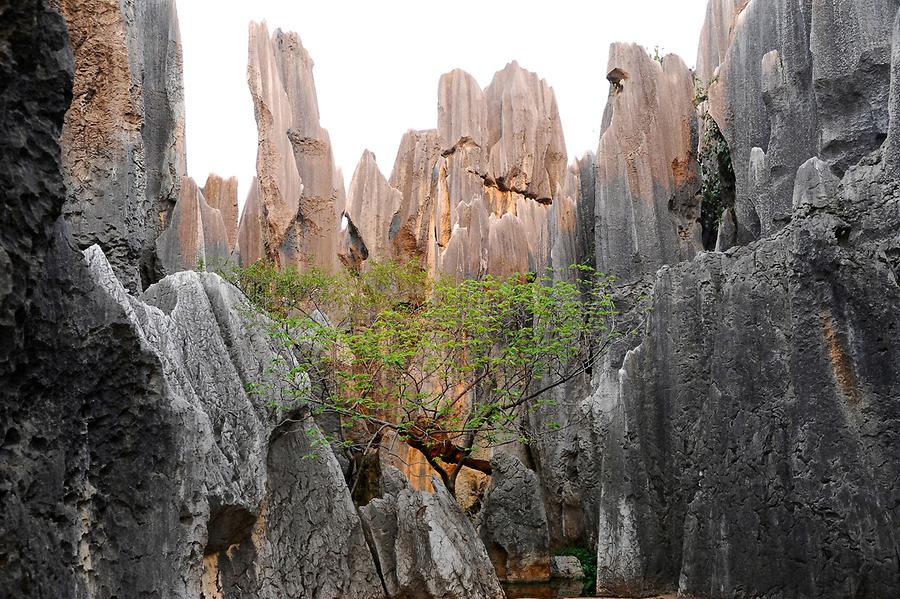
[1,1,899,598]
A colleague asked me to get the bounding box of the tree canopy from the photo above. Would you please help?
[225,260,618,495]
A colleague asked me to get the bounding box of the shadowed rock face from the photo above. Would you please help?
[704,0,898,244]
[477,454,551,583]
[594,43,703,285]
[57,0,186,292]
[243,22,342,272]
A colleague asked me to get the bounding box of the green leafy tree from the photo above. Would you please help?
[224,260,619,496]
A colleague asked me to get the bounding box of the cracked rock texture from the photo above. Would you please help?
[359,468,505,599]
[57,0,187,292]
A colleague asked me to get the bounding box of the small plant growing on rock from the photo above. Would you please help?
[224,260,618,497]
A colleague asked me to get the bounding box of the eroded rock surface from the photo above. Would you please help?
[704,0,899,244]
[58,0,186,291]
[594,43,702,284]
[582,8,900,596]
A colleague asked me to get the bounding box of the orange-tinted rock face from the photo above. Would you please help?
[233,178,265,267]
[245,22,341,272]
[388,129,442,263]
[594,43,702,284]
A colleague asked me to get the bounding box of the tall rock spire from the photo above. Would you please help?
[241,22,342,272]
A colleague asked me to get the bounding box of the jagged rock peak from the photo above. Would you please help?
[484,61,568,204]
[388,129,441,263]
[594,43,702,284]
[345,150,402,263]
[438,69,487,154]
[246,21,342,272]
[58,0,186,291]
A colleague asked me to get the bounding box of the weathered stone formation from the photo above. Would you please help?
[155,176,231,275]
[202,174,239,250]
[359,468,506,599]
[57,0,186,291]
[345,151,403,262]
[703,0,898,244]
[579,4,900,596]
[594,43,703,284]
[436,63,568,278]
[1,5,516,598]
[242,22,342,272]
[341,63,569,278]
[388,129,442,264]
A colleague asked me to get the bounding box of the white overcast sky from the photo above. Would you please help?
[178,0,711,204]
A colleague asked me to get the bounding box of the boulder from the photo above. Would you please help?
[359,469,505,599]
[550,556,584,580]
[476,454,551,582]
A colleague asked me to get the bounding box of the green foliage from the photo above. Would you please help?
[222,259,618,492]
[553,545,597,593]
